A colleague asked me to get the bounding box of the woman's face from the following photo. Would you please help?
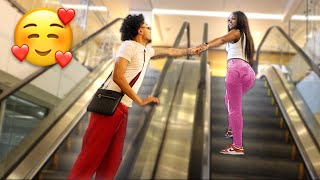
[228,13,237,30]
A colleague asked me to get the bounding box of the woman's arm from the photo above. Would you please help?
[199,29,241,51]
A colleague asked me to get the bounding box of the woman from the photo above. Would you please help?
[199,11,255,155]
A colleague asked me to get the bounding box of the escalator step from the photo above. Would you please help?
[211,125,286,143]
[211,153,300,179]
[211,85,268,95]
[211,138,292,160]
[211,94,272,106]
[211,104,277,117]
[211,77,265,88]
[211,172,279,179]
[39,170,69,180]
[48,152,78,171]
[212,113,280,129]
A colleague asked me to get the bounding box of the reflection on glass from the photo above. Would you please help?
[0,95,48,161]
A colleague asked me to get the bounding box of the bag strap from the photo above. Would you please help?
[100,49,146,89]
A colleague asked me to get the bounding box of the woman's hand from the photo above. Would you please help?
[196,43,209,53]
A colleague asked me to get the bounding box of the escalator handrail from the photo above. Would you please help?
[115,21,190,179]
[152,22,190,97]
[0,18,123,102]
[7,0,26,14]
[188,22,209,179]
[255,26,320,77]
[260,66,320,179]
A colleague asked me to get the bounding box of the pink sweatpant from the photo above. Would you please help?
[225,59,255,147]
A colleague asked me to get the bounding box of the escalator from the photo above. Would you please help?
[210,77,304,179]
[36,68,160,179]
[1,3,319,178]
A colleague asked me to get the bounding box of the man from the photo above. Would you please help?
[68,14,200,180]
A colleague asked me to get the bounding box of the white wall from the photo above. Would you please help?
[32,59,89,98]
[0,0,42,78]
[0,0,89,99]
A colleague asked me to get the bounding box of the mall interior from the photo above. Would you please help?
[0,0,319,179]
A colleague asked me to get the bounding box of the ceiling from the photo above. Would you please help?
[93,0,307,51]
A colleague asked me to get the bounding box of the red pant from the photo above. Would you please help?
[68,103,128,180]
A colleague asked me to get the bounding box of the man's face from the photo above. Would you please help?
[140,22,152,43]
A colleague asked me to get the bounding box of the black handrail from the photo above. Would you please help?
[153,22,190,97]
[254,26,320,77]
[0,18,123,102]
[115,22,190,179]
[188,23,208,179]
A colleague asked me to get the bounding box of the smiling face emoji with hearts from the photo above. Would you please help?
[13,8,73,67]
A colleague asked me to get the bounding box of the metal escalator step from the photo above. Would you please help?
[49,152,78,171]
[211,152,300,179]
[211,104,277,117]
[211,113,280,129]
[211,138,292,160]
[211,94,272,106]
[211,87,268,97]
[211,172,279,179]
[211,77,265,88]
[39,170,69,180]
[128,105,143,114]
[211,125,286,142]
[59,137,83,153]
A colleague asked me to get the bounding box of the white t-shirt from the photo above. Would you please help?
[106,40,155,107]
[226,33,247,62]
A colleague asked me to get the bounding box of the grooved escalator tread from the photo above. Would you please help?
[211,113,281,129]
[39,170,69,180]
[211,77,266,88]
[211,95,273,108]
[211,138,293,160]
[211,152,300,179]
[211,172,281,180]
[211,103,277,117]
[211,125,286,143]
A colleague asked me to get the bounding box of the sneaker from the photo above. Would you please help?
[224,128,233,138]
[220,144,244,155]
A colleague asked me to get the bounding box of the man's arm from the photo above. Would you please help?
[113,57,159,106]
[113,57,142,105]
[151,47,198,59]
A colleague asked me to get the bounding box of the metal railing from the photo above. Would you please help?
[254,26,320,77]
[260,66,320,179]
[188,22,209,179]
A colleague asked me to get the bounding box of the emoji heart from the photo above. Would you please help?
[11,44,29,62]
[55,51,72,68]
[57,8,75,25]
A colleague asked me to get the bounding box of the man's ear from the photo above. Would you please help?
[138,28,143,35]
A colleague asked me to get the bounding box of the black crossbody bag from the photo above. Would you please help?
[87,50,146,116]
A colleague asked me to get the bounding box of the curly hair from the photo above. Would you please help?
[120,14,145,41]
